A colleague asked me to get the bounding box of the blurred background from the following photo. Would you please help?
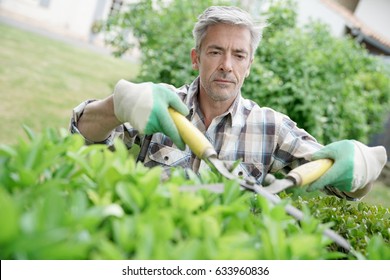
[1,0,389,205]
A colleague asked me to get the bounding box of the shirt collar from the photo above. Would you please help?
[186,77,200,118]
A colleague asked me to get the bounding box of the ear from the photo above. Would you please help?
[191,49,199,70]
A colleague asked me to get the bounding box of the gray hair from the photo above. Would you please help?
[192,6,266,59]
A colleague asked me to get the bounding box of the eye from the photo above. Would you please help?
[235,54,247,60]
[209,51,221,56]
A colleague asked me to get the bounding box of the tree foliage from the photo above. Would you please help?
[100,0,228,85]
[245,0,390,143]
[99,0,390,144]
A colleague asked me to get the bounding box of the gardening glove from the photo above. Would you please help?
[307,140,387,193]
[113,79,189,150]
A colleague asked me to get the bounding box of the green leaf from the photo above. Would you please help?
[0,188,19,245]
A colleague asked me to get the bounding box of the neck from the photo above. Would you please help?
[198,90,235,129]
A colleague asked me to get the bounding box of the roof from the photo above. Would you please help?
[321,0,390,55]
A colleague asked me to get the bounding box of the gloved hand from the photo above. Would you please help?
[307,140,387,192]
[113,79,189,150]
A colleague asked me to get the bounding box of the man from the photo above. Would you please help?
[70,6,386,200]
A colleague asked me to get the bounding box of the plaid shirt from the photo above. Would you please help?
[71,77,362,199]
[72,77,321,181]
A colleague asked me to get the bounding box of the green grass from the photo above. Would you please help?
[0,23,139,144]
[1,23,389,208]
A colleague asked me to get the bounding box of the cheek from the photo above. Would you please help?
[235,69,247,81]
[199,63,214,78]
[238,64,251,79]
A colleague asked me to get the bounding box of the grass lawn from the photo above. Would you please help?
[0,23,138,145]
[1,22,389,208]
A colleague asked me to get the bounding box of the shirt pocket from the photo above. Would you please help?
[146,142,190,168]
[225,161,264,183]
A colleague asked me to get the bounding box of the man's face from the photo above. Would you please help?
[191,23,253,102]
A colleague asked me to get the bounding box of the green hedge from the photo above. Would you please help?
[0,128,389,259]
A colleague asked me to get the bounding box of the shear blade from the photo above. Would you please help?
[264,178,295,194]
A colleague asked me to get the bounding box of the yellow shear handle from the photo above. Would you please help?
[168,108,216,159]
[169,107,333,185]
[287,158,333,186]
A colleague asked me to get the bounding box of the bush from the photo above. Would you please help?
[100,0,390,144]
[0,128,389,259]
[245,20,390,143]
[99,0,228,85]
[285,191,390,258]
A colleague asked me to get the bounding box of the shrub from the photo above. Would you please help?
[99,0,227,85]
[245,21,390,143]
[0,128,389,260]
[283,191,390,257]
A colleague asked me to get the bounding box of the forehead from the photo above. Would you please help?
[201,23,251,52]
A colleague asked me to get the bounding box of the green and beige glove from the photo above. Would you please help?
[113,79,189,150]
[307,140,387,193]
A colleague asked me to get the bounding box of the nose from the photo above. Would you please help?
[219,54,233,72]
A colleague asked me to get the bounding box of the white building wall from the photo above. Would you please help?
[354,0,390,41]
[295,0,347,37]
[0,0,111,41]
[2,0,389,48]
[296,0,390,43]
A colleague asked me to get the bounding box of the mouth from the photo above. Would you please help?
[213,79,235,85]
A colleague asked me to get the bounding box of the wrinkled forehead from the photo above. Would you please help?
[200,24,252,53]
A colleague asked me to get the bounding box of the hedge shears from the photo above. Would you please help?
[168,108,351,252]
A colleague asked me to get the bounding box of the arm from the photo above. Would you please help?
[270,114,386,199]
[71,79,189,149]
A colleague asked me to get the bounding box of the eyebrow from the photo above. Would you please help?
[207,44,249,55]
